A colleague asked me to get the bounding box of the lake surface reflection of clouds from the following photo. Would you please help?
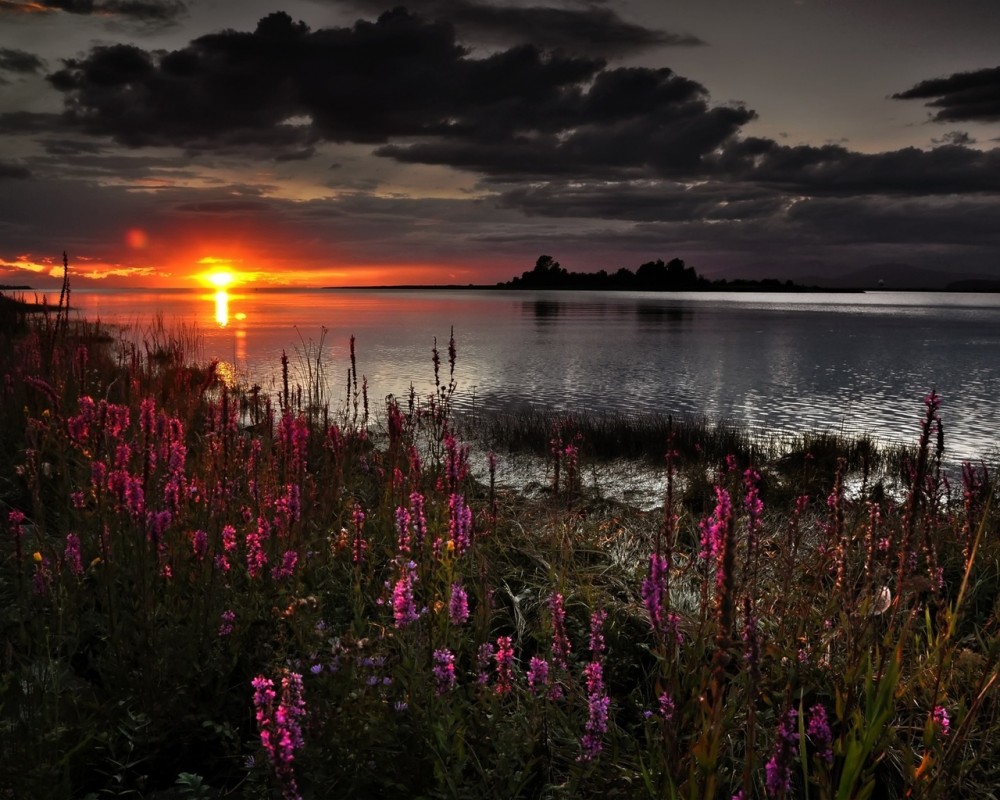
[67,288,1000,463]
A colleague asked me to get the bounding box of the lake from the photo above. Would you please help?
[65,287,1000,463]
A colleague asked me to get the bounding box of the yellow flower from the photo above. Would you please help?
[446,540,456,552]
[90,557,102,568]
[32,551,43,563]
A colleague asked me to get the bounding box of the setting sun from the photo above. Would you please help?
[206,270,236,289]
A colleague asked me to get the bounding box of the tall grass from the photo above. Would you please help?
[1,301,998,799]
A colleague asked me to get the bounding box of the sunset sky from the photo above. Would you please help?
[1,0,999,288]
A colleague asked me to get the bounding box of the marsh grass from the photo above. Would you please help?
[1,301,999,800]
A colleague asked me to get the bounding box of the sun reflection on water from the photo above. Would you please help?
[214,290,229,328]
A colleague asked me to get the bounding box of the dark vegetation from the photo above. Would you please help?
[499,255,820,292]
[1,261,999,799]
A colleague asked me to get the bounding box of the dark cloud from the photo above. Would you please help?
[0,111,63,134]
[893,65,1000,123]
[498,180,785,222]
[721,138,1000,195]
[172,199,273,214]
[322,0,704,55]
[0,160,30,179]
[787,195,1000,247]
[0,0,187,21]
[0,47,45,74]
[44,8,727,166]
[931,130,976,146]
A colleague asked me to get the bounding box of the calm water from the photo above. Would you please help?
[66,287,1000,462]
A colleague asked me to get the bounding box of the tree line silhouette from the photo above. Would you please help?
[498,255,809,292]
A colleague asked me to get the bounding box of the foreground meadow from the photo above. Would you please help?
[1,296,998,799]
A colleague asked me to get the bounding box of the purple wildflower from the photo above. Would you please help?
[494,635,515,694]
[448,582,469,625]
[395,505,411,554]
[588,609,607,658]
[392,561,420,628]
[932,705,950,739]
[476,642,495,686]
[549,592,571,670]
[64,532,83,577]
[352,503,367,564]
[641,552,669,637]
[579,660,610,761]
[432,648,456,694]
[191,529,208,560]
[527,656,550,695]
[448,493,473,555]
[765,708,799,798]
[409,491,427,550]
[270,550,298,581]
[699,487,733,589]
[251,671,306,800]
[658,692,674,722]
[807,704,833,765]
[246,522,268,579]
[219,609,235,637]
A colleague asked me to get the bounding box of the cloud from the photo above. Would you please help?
[931,130,976,146]
[41,8,729,169]
[0,160,30,179]
[0,0,186,21]
[320,0,704,55]
[0,47,45,74]
[893,65,1000,123]
[719,137,1000,195]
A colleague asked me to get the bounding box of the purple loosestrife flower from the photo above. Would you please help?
[67,396,95,444]
[409,491,427,551]
[476,642,494,686]
[699,487,733,591]
[246,523,268,579]
[527,657,549,695]
[352,503,367,564]
[765,708,799,798]
[588,609,607,658]
[932,705,950,739]
[125,476,145,519]
[275,483,301,525]
[807,704,833,765]
[392,561,420,628]
[270,550,298,581]
[549,592,571,670]
[146,510,171,546]
[395,506,411,554]
[219,609,235,637]
[448,493,473,555]
[641,552,669,637]
[449,582,469,625]
[191,529,208,561]
[139,397,156,436]
[494,635,515,694]
[579,661,610,761]
[658,692,674,722]
[64,532,83,577]
[432,648,457,694]
[251,672,306,800]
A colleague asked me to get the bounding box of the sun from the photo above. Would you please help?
[205,270,236,289]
